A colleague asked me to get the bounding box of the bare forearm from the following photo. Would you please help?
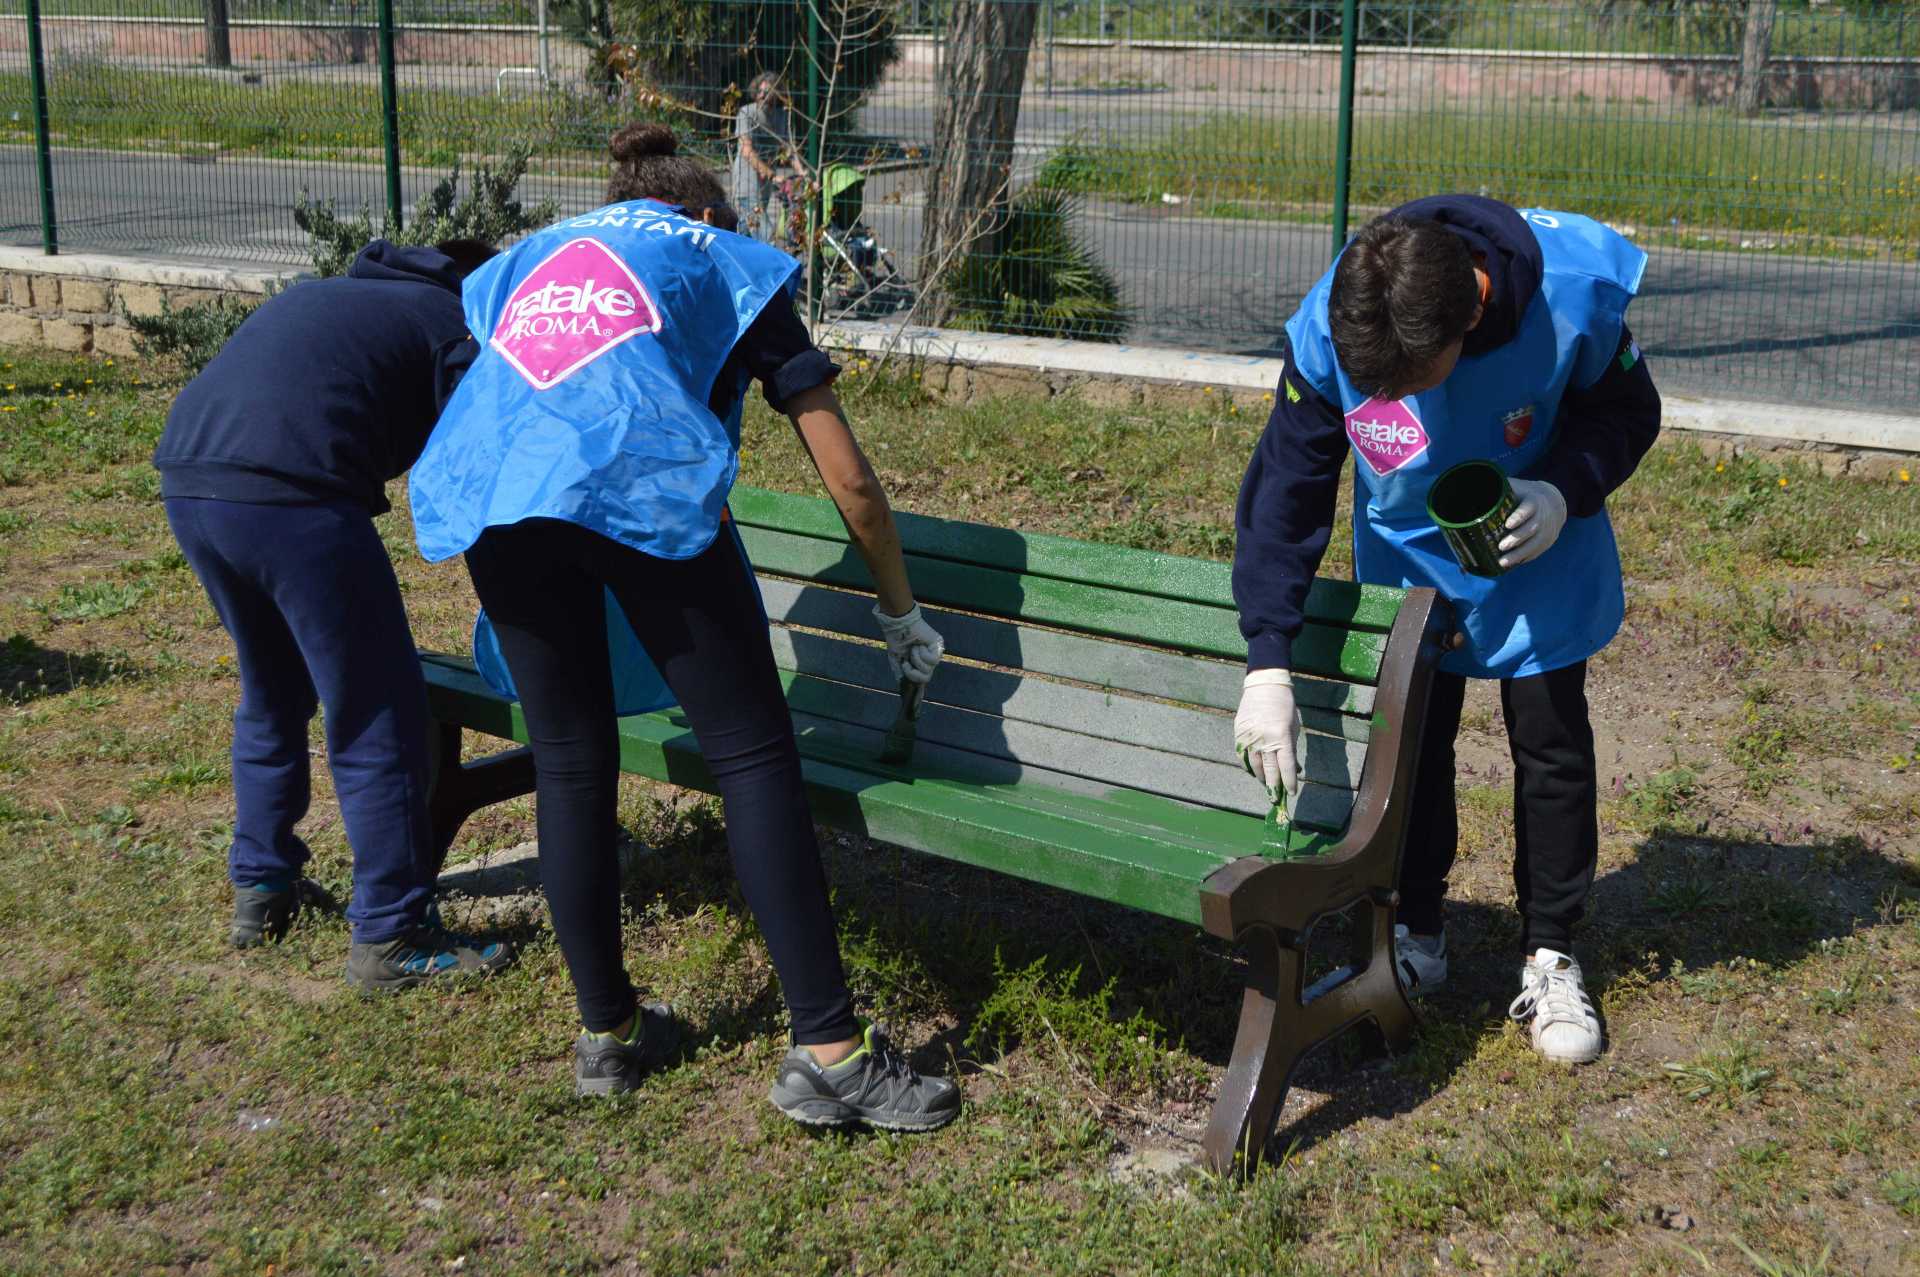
[786,386,915,615]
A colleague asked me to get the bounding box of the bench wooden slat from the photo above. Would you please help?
[728,486,1405,632]
[771,651,1366,802]
[758,578,1378,719]
[784,705,1356,834]
[424,663,1251,922]
[739,528,1389,684]
[775,669,1361,821]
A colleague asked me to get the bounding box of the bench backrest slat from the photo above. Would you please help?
[730,486,1405,634]
[757,577,1378,719]
[783,701,1357,833]
[772,636,1371,797]
[736,527,1388,686]
[759,579,1372,813]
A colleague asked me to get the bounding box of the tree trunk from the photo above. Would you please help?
[917,0,1040,324]
[204,0,232,68]
[1735,0,1779,116]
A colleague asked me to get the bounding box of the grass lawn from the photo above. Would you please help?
[1,344,1917,1274]
[1038,109,1919,253]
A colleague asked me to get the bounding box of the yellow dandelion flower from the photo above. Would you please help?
[1897,468,1911,483]
[1777,477,1788,488]
[1714,462,1725,473]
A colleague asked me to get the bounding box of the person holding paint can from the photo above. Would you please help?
[409,123,957,1130]
[1230,196,1661,1064]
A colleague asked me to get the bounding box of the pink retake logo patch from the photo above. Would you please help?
[1344,396,1431,476]
[490,238,661,390]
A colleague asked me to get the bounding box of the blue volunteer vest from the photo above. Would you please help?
[410,199,800,713]
[1288,209,1646,679]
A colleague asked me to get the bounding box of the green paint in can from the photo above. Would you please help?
[1426,459,1517,578]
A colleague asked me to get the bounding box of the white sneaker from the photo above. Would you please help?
[1392,924,1448,998]
[1304,923,1446,1002]
[1508,948,1603,1064]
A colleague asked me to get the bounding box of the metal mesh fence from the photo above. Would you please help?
[3,0,1916,411]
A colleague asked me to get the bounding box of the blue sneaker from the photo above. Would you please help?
[344,922,514,992]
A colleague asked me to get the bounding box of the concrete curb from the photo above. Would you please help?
[0,245,298,295]
[819,319,1920,457]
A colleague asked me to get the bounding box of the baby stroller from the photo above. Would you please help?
[815,163,913,320]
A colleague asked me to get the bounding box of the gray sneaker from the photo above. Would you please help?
[575,1003,683,1096]
[230,881,299,949]
[768,1023,960,1133]
[344,923,514,992]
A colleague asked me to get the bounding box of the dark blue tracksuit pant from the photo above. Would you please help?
[165,497,433,943]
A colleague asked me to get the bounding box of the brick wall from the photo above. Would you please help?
[0,254,287,362]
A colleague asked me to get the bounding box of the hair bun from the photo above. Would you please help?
[610,122,678,163]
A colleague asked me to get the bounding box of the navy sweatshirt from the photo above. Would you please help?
[153,242,479,516]
[1232,195,1662,672]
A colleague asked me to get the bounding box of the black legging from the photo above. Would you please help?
[464,518,857,1042]
[1397,660,1599,956]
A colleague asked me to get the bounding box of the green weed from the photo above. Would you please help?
[1883,1170,1920,1219]
[1664,1041,1776,1106]
[1621,767,1700,825]
[968,952,1190,1098]
[131,756,226,797]
[35,580,151,623]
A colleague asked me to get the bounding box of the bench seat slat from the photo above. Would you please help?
[739,530,1389,683]
[758,578,1379,719]
[728,486,1404,632]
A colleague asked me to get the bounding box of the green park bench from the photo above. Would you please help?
[419,485,1453,1174]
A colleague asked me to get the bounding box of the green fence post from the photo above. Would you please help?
[376,0,404,231]
[1330,0,1359,258]
[804,0,824,326]
[25,0,57,255]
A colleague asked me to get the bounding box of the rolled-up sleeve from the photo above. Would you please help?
[728,294,840,415]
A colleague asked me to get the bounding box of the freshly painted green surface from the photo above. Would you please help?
[727,486,1407,631]
[737,526,1389,682]
[423,659,1355,918]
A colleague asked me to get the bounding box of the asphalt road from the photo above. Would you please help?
[4,145,1916,412]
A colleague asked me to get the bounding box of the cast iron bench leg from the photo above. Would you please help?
[1197,877,1418,1177]
[1197,589,1449,1175]
[424,719,538,883]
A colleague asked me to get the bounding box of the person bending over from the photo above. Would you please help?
[409,124,957,1131]
[153,237,513,991]
[1232,196,1660,1064]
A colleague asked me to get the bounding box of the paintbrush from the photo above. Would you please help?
[878,676,925,765]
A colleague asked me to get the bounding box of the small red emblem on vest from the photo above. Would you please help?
[1502,404,1536,448]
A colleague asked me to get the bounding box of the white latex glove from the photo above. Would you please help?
[1234,668,1304,811]
[873,602,944,685]
[1499,478,1568,569]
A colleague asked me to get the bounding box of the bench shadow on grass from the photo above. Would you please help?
[702,820,1913,1162]
[1239,825,1913,1160]
[0,633,140,705]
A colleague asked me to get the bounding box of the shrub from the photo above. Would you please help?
[123,293,264,376]
[293,145,560,278]
[943,182,1130,343]
[130,147,558,376]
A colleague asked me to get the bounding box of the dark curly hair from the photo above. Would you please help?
[606,122,728,212]
[1327,215,1479,398]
